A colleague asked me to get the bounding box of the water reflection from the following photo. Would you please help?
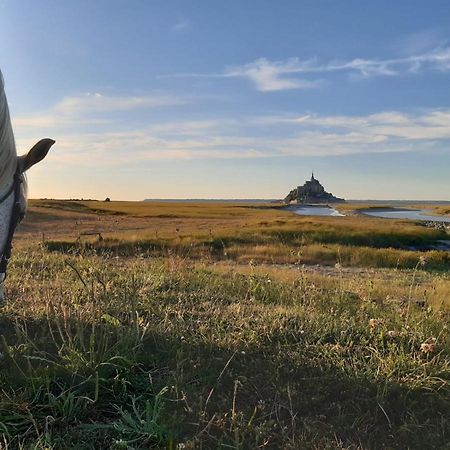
[287,205,450,222]
[361,209,450,222]
[289,205,345,217]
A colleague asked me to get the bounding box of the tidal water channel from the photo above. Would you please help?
[287,205,344,216]
[288,205,450,222]
[361,209,450,222]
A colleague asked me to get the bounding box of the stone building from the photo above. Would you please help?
[284,173,345,204]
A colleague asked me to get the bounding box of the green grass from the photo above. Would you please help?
[44,226,450,271]
[4,201,449,448]
[28,199,450,270]
[29,199,282,219]
[0,247,449,449]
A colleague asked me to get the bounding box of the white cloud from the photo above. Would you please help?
[12,88,450,165]
[15,129,268,166]
[225,58,322,92]
[258,109,450,141]
[14,107,450,166]
[421,111,450,126]
[313,111,450,140]
[13,114,111,129]
[147,120,220,135]
[185,45,450,91]
[12,92,186,131]
[329,58,397,77]
[54,93,185,115]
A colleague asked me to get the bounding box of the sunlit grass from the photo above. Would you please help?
[2,200,448,448]
[431,205,450,216]
[0,249,449,449]
[29,199,284,218]
[26,200,449,271]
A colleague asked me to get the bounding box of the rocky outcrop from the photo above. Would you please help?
[284,173,345,204]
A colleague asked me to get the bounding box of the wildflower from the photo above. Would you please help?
[420,337,436,354]
[419,255,427,266]
[386,330,398,338]
[334,263,342,270]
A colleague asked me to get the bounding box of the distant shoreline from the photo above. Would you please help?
[143,199,450,204]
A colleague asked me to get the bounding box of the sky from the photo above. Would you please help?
[0,0,449,200]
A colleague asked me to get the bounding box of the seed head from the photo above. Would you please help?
[420,337,436,354]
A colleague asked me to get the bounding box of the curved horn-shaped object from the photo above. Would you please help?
[19,138,56,172]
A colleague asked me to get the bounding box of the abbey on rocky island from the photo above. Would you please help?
[284,173,345,204]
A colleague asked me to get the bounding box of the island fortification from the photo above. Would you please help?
[284,173,345,204]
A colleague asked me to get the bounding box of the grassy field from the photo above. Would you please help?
[433,205,450,216]
[334,202,450,216]
[25,200,450,270]
[0,200,449,449]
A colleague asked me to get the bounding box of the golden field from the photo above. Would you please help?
[0,200,448,449]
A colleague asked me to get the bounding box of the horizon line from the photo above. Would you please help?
[29,197,450,203]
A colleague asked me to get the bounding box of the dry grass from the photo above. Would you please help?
[0,249,448,449]
[432,205,450,216]
[0,200,448,448]
[29,199,283,218]
[335,202,395,213]
[21,200,449,272]
[336,202,450,218]
[212,261,450,310]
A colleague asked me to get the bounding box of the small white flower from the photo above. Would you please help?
[420,337,436,354]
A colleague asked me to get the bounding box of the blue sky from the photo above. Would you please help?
[1,0,450,200]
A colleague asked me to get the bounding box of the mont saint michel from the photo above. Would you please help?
[284,173,345,204]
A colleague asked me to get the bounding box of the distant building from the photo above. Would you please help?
[284,173,345,204]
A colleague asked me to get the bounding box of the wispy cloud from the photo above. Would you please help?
[225,58,322,92]
[254,109,450,141]
[13,99,450,166]
[170,18,190,32]
[177,45,450,91]
[54,93,185,115]
[13,92,186,129]
[304,110,450,140]
[13,114,111,129]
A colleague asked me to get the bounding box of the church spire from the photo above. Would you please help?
[311,172,315,181]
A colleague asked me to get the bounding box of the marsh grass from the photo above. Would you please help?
[0,247,449,449]
[44,234,450,271]
[336,202,450,218]
[434,205,450,216]
[25,200,449,270]
[2,201,448,448]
